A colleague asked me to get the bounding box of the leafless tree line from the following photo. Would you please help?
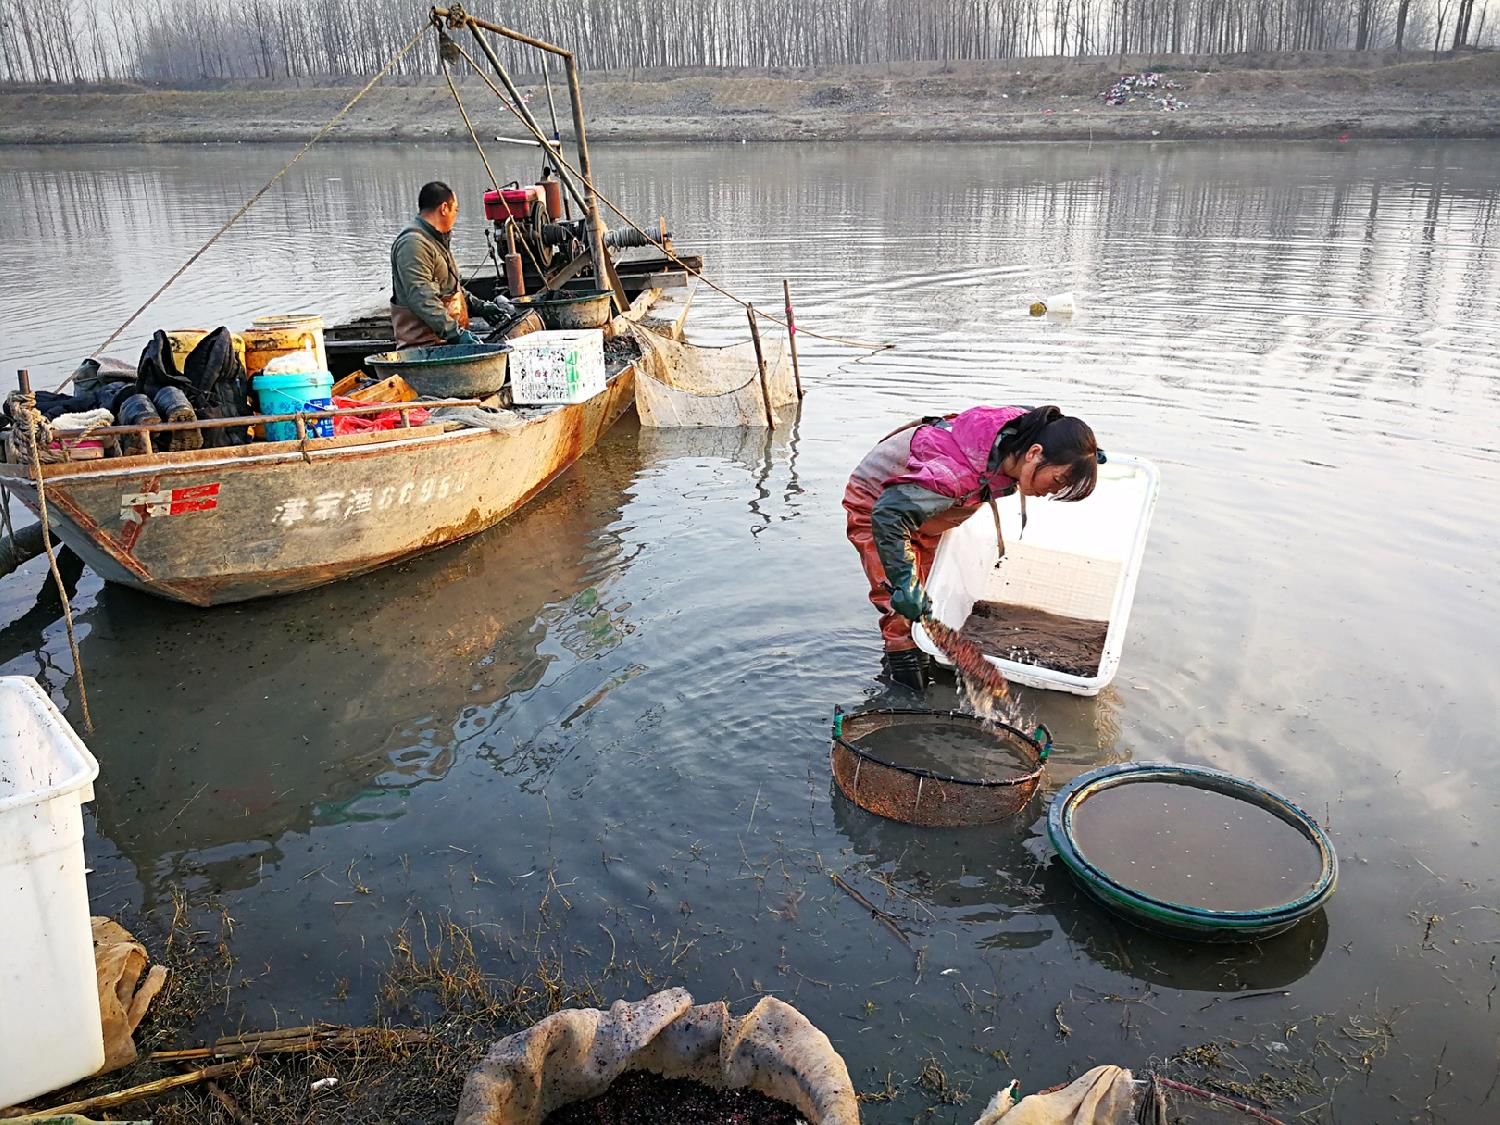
[0,0,1491,84]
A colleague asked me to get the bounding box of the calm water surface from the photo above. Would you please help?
[2,139,1499,1120]
[1070,783,1326,912]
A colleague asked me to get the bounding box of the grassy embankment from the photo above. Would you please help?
[2,50,1497,144]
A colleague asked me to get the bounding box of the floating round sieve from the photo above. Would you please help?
[830,708,1050,827]
[1048,762,1338,942]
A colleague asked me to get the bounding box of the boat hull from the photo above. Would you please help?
[2,369,635,606]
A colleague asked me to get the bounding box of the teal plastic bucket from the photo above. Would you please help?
[255,371,334,441]
[1048,762,1337,942]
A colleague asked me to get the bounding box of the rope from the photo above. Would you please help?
[16,399,94,732]
[448,36,893,354]
[78,23,433,378]
[439,55,502,195]
[440,56,550,296]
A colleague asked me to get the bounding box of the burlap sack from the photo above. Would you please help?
[454,988,858,1124]
[975,1065,1137,1125]
[91,918,169,1074]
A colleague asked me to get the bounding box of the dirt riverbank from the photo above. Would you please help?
[2,50,1497,144]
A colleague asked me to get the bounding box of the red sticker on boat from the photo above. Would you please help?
[120,483,221,520]
[168,483,221,514]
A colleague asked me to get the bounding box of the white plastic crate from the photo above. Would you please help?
[508,329,607,405]
[913,454,1160,696]
[0,677,104,1106]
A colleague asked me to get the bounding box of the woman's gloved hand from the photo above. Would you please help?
[890,578,931,622]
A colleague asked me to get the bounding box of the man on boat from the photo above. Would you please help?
[390,181,516,348]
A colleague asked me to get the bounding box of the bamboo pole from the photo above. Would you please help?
[5,1058,253,1118]
[746,306,775,429]
[782,279,805,400]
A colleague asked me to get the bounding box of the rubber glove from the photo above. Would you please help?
[454,329,484,346]
[889,577,931,623]
[482,298,517,323]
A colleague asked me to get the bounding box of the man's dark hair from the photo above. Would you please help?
[418,181,455,212]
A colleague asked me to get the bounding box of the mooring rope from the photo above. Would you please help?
[447,35,895,354]
[76,22,433,381]
[436,57,553,285]
[14,398,94,731]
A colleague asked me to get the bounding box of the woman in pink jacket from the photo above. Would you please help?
[844,405,1102,689]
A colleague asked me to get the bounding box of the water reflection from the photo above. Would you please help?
[831,786,1327,993]
[79,428,644,898]
[2,139,1498,1119]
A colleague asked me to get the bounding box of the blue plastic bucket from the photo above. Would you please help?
[255,371,335,441]
[1048,762,1337,942]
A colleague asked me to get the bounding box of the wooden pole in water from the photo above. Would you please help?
[782,279,805,400]
[746,306,775,429]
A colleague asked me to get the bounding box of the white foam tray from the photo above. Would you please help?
[913,454,1160,696]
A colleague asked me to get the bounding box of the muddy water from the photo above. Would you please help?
[2,140,1499,1121]
[852,721,1033,780]
[1071,783,1324,911]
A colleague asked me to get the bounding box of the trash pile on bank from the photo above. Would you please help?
[1100,72,1187,111]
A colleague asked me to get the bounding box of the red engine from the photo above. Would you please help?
[483,185,544,223]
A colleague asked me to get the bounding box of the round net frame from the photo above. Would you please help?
[830,708,1046,828]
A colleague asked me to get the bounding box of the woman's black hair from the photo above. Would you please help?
[989,405,1100,502]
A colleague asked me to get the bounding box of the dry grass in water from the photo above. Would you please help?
[7,888,661,1125]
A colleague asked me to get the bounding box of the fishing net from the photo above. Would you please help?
[630,325,796,428]
[831,708,1045,827]
[455,987,859,1125]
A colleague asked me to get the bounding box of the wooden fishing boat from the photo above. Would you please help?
[0,285,701,607]
[0,346,638,608]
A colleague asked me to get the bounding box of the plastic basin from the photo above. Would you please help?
[364,343,510,399]
[516,289,613,331]
[913,453,1160,696]
[1047,762,1337,942]
[0,677,103,1106]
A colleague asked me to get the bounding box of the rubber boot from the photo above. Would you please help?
[883,648,928,692]
[116,393,162,457]
[152,386,202,452]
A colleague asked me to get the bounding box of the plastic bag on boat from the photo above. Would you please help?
[329,396,430,435]
[630,324,797,428]
[454,988,860,1125]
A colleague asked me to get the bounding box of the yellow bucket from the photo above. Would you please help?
[244,314,327,378]
[166,329,247,372]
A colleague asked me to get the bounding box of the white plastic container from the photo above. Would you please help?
[0,678,103,1107]
[913,454,1160,696]
[508,329,607,405]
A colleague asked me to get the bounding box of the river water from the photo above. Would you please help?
[2,139,1498,1120]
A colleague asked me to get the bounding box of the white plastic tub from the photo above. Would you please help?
[0,678,103,1107]
[508,328,607,405]
[913,454,1160,696]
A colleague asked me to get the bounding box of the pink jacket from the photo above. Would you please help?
[889,405,1027,503]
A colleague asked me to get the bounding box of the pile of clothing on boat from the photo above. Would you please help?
[1,327,253,463]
